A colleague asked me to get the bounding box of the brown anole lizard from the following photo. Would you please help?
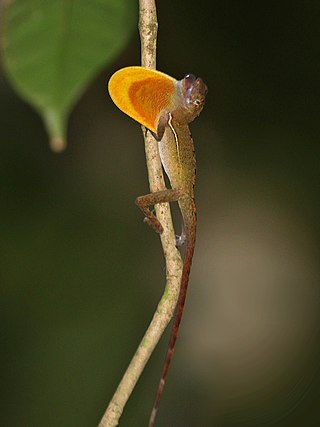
[108,67,208,426]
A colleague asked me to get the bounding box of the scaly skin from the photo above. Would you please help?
[108,67,207,426]
[136,74,207,426]
[147,121,197,427]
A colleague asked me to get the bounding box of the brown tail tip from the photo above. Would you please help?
[148,378,165,426]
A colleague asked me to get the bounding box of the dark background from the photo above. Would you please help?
[1,1,320,426]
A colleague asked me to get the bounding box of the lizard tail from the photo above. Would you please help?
[148,205,196,427]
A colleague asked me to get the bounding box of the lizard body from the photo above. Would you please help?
[108,67,207,426]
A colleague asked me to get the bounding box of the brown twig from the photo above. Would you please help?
[98,1,182,425]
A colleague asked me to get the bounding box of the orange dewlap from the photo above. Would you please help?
[108,67,176,133]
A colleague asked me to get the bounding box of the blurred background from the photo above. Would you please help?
[1,1,320,426]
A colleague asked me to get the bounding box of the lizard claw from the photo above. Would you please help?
[175,233,186,247]
[175,222,186,246]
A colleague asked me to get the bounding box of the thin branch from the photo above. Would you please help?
[98,1,183,426]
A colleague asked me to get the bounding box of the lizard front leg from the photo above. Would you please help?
[135,189,182,234]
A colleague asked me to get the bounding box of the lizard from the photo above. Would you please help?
[108,66,208,426]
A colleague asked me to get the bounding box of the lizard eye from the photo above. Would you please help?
[193,99,201,106]
[184,74,196,83]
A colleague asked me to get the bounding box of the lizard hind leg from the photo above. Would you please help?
[135,189,182,235]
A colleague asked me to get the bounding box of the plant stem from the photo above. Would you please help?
[98,1,182,425]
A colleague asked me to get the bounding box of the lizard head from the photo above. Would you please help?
[173,74,208,124]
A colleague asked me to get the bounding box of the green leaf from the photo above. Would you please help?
[2,0,137,151]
